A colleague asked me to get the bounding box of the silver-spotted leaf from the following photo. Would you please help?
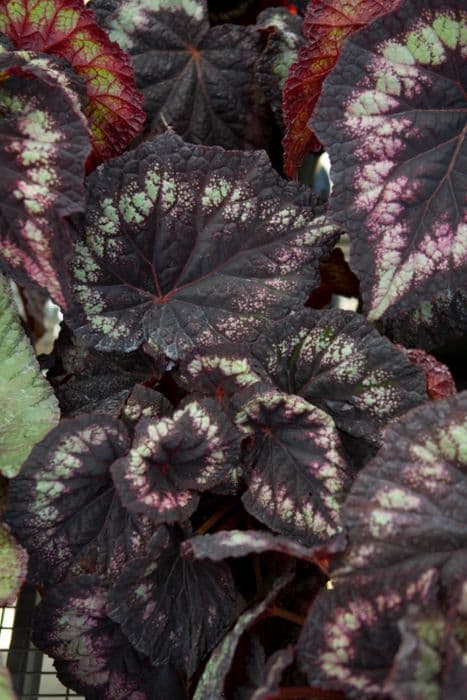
[0,50,90,306]
[111,398,241,525]
[338,392,467,584]
[107,525,236,677]
[91,0,268,150]
[0,274,59,479]
[297,567,439,698]
[236,386,351,546]
[122,384,173,428]
[33,575,163,700]
[5,415,155,586]
[194,572,294,700]
[312,0,467,346]
[252,308,427,456]
[67,131,337,359]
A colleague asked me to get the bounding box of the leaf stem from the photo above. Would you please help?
[269,606,305,626]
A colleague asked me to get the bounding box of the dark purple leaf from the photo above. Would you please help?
[194,572,294,699]
[67,131,338,360]
[0,49,90,306]
[236,386,351,546]
[91,0,269,150]
[234,635,294,700]
[183,528,345,568]
[122,384,173,428]
[111,398,241,525]
[252,309,427,451]
[338,392,467,585]
[108,525,236,677]
[297,567,439,698]
[33,575,165,700]
[5,415,155,586]
[312,0,467,346]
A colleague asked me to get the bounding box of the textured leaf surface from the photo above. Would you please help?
[282,0,400,177]
[297,567,438,697]
[5,415,155,586]
[91,0,268,150]
[236,386,351,546]
[397,346,457,400]
[67,131,338,359]
[256,8,304,125]
[0,275,59,479]
[194,572,293,700]
[313,0,467,341]
[0,521,28,606]
[108,525,236,677]
[252,309,427,449]
[33,576,162,699]
[111,399,241,524]
[338,392,467,582]
[0,0,145,166]
[0,50,90,305]
[183,528,345,568]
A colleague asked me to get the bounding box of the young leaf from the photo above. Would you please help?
[194,572,294,700]
[0,0,145,167]
[0,274,59,479]
[396,345,456,400]
[67,131,338,359]
[297,567,439,698]
[338,392,467,584]
[33,575,165,699]
[107,525,236,677]
[252,309,427,455]
[5,415,155,586]
[236,386,351,546]
[90,0,268,150]
[312,0,467,344]
[0,50,91,305]
[111,399,241,525]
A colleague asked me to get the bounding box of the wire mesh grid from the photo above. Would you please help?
[1,585,84,700]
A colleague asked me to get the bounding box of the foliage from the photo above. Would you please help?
[0,1,465,698]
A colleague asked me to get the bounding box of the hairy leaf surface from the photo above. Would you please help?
[67,131,338,359]
[91,0,267,149]
[0,0,145,166]
[5,415,155,586]
[236,386,351,546]
[0,275,59,479]
[0,50,90,305]
[108,525,236,677]
[313,0,467,342]
[282,0,400,176]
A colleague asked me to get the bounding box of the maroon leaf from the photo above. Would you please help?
[0,50,90,305]
[108,525,236,677]
[91,0,268,150]
[236,386,351,546]
[5,416,155,586]
[67,131,338,360]
[396,345,457,400]
[312,0,467,346]
[0,0,145,167]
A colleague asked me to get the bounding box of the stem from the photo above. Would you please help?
[269,606,305,626]
[195,501,237,535]
[274,688,345,699]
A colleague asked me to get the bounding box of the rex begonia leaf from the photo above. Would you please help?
[0,274,59,479]
[121,384,173,428]
[90,0,268,150]
[234,636,293,700]
[338,392,467,584]
[235,386,351,546]
[252,308,427,452]
[0,0,145,167]
[183,528,345,569]
[111,398,241,525]
[33,575,164,700]
[67,131,338,359]
[0,50,90,306]
[297,567,439,698]
[5,415,155,586]
[312,0,467,344]
[0,521,28,606]
[282,0,400,177]
[255,7,304,126]
[108,525,236,677]
[397,345,457,400]
[194,572,294,700]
